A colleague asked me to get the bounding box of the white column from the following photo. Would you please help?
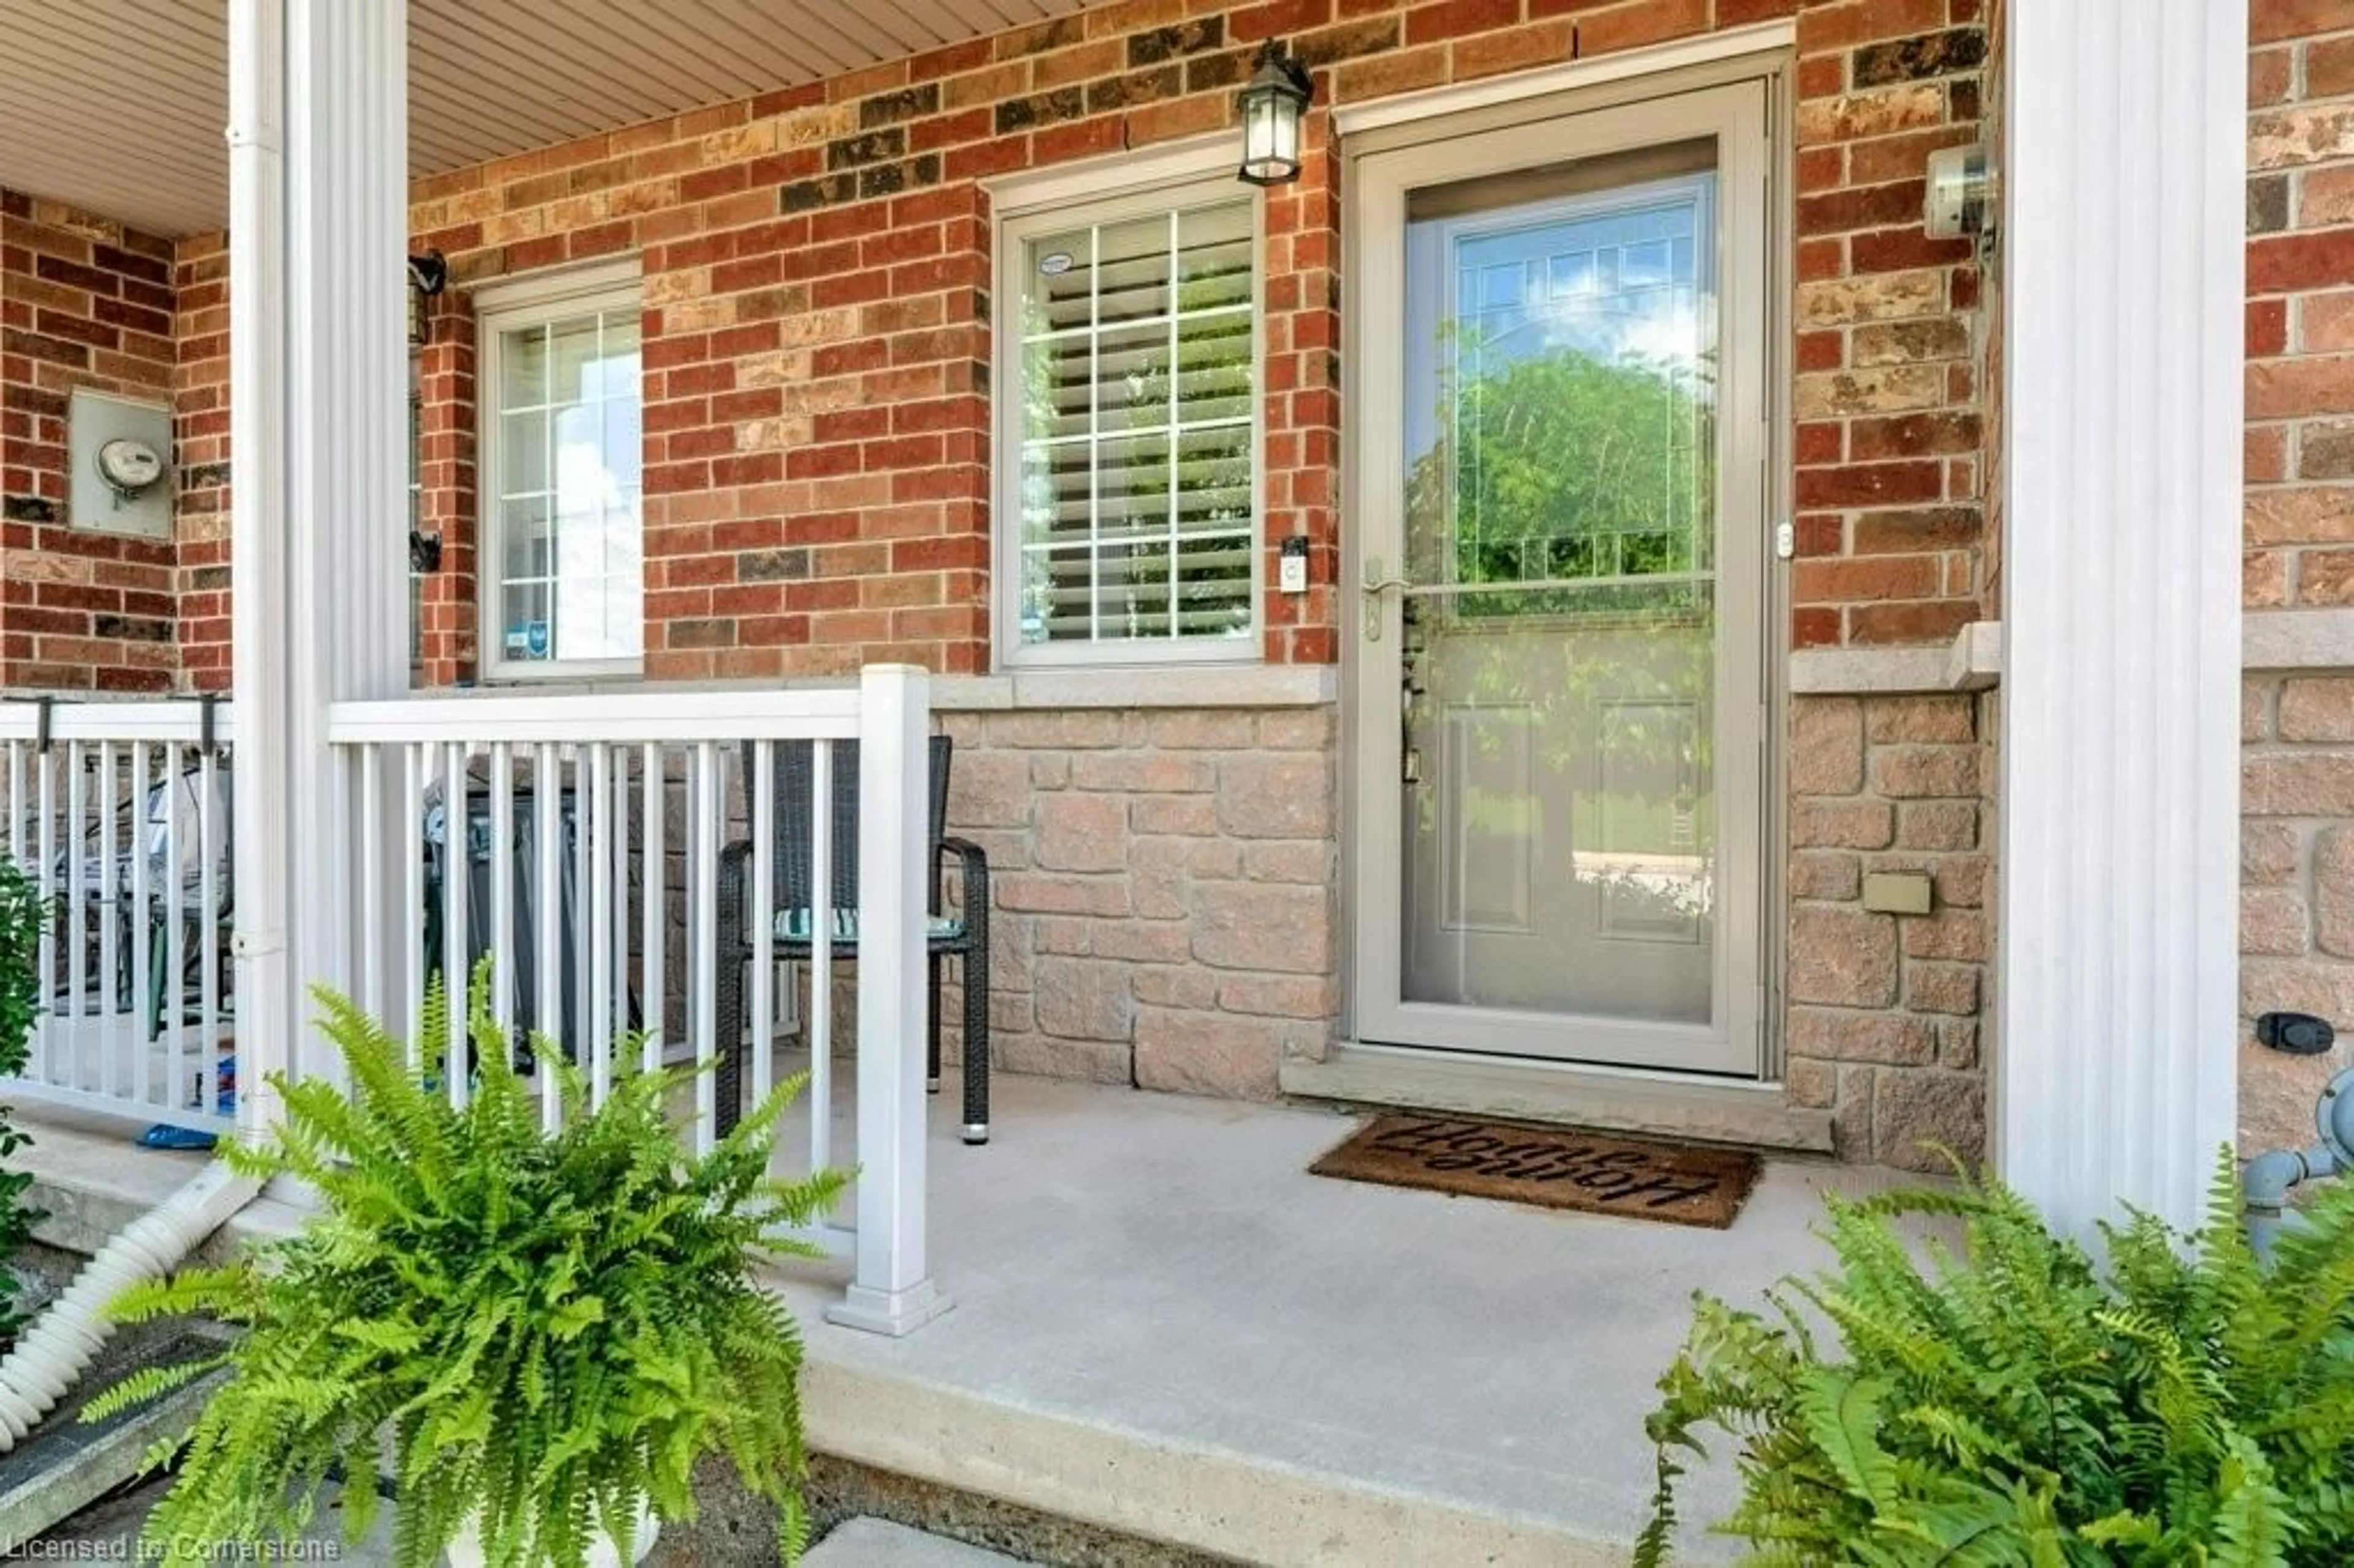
[229,0,410,1125]
[1997,0,2245,1233]
[827,665,951,1336]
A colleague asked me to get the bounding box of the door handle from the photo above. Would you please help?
[1362,557,1409,642]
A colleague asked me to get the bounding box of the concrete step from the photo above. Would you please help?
[808,1518,1026,1567]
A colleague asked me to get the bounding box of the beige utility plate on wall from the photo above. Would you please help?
[69,388,173,541]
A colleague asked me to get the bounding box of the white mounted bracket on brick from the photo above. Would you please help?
[1788,620,2002,696]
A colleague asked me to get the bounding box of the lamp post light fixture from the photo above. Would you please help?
[406,250,448,348]
[1236,40,1312,187]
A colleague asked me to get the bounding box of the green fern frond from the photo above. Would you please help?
[85,962,845,1568]
[1638,1154,2354,1566]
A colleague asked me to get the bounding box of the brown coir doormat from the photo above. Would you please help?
[1310,1113,1762,1229]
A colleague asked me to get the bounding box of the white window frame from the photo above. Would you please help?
[473,257,645,682]
[990,145,1267,671]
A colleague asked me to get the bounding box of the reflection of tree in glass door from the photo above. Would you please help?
[1399,163,1722,1027]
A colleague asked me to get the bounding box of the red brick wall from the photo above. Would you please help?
[380,0,1990,685]
[414,289,479,685]
[1789,0,1987,648]
[2247,0,2354,607]
[19,5,2000,687]
[173,229,232,693]
[0,191,181,691]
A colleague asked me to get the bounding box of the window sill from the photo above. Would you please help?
[939,664,1336,711]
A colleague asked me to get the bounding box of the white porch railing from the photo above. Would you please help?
[0,668,945,1334]
[323,665,943,1333]
[0,698,234,1135]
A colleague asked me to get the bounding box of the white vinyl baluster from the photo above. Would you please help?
[691,740,719,1152]
[4,742,20,874]
[749,741,775,1121]
[402,745,425,1067]
[609,746,628,1067]
[639,742,664,1076]
[441,740,469,1108]
[357,743,383,1026]
[129,744,151,1109]
[571,747,591,1086]
[489,742,515,1042]
[588,742,612,1105]
[533,742,561,1132]
[65,742,84,1076]
[34,747,54,1086]
[96,744,116,1095]
[197,744,220,1119]
[808,740,833,1176]
[160,747,183,1116]
[4,744,22,1084]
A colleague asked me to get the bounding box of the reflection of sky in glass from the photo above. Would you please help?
[1455,200,1700,371]
[497,313,642,663]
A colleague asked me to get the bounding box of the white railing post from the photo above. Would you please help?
[827,665,949,1336]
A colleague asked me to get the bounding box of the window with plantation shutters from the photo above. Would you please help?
[1000,186,1259,664]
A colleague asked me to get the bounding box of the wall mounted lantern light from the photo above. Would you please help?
[1236,40,1312,187]
[407,250,448,348]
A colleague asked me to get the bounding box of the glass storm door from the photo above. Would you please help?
[1350,83,1770,1075]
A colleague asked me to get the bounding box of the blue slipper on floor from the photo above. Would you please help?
[137,1122,218,1151]
[137,1055,237,1151]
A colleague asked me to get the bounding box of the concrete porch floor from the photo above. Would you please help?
[12,1073,1908,1566]
[768,1073,1903,1566]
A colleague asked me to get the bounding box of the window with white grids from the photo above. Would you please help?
[476,262,644,679]
[998,181,1260,666]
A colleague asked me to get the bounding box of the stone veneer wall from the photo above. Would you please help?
[1785,691,1988,1169]
[935,706,1336,1096]
[2241,675,2354,1149]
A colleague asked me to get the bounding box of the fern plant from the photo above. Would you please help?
[1637,1155,2354,1566]
[0,858,44,1341]
[88,967,849,1567]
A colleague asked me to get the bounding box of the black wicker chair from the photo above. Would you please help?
[714,734,990,1144]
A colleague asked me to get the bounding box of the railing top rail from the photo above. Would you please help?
[325,686,867,746]
[0,697,226,746]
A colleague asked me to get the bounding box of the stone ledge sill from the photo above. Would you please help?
[432,666,1338,712]
[1788,621,2000,698]
[2244,608,2354,672]
[1790,610,2354,696]
[1280,1043,1837,1156]
[932,665,1336,711]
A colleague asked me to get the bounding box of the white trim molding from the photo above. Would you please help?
[473,263,647,682]
[984,131,1231,218]
[1331,19,1795,137]
[1997,0,2244,1235]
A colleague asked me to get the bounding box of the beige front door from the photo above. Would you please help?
[1349,80,1774,1076]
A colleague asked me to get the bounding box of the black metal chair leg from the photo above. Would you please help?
[961,949,988,1144]
[926,955,943,1094]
